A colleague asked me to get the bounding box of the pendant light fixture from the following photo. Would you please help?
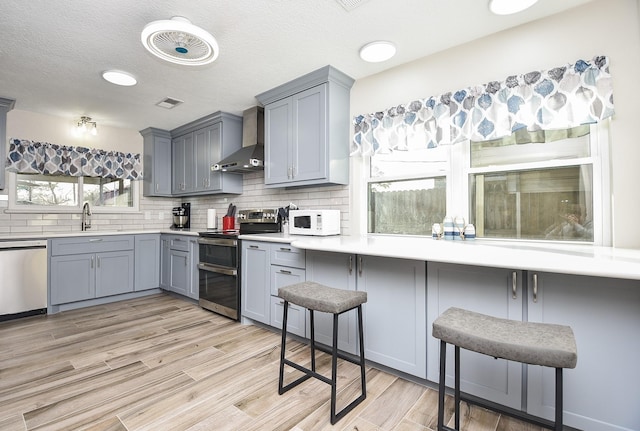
[76,116,97,136]
[141,16,219,66]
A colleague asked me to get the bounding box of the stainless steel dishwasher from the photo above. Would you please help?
[0,239,48,321]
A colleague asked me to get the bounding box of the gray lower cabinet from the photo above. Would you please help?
[305,250,427,378]
[134,234,160,291]
[426,262,524,409]
[240,240,306,335]
[159,234,199,299]
[526,271,640,431]
[304,250,358,354]
[50,235,135,305]
[359,255,426,378]
[241,240,270,324]
[269,244,306,337]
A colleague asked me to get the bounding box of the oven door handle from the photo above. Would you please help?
[198,263,237,276]
[197,237,238,247]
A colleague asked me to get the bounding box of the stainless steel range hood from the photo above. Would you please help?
[212,106,264,173]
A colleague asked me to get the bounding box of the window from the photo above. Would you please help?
[365,123,611,245]
[367,146,449,235]
[9,173,138,213]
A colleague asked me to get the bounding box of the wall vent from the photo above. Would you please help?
[335,0,370,11]
[156,97,184,109]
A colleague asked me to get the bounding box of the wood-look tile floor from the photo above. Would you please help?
[0,294,543,431]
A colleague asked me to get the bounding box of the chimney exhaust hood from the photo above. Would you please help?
[212,106,264,173]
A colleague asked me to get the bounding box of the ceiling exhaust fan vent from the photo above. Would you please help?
[141,16,219,66]
[335,0,370,11]
[156,97,184,109]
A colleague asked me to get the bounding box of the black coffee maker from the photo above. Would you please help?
[172,203,191,229]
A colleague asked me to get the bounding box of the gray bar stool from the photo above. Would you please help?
[432,307,577,431]
[278,281,367,424]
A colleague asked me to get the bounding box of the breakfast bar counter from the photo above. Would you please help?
[239,233,640,281]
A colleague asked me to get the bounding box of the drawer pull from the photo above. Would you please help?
[280,247,291,252]
[249,245,259,249]
[89,238,103,242]
[279,269,292,274]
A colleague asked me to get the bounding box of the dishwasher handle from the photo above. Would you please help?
[0,240,47,249]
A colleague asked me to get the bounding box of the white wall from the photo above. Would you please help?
[7,109,142,153]
[349,0,640,249]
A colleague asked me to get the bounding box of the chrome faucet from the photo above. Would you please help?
[81,202,92,231]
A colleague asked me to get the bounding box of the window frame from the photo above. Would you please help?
[359,121,612,246]
[6,172,140,214]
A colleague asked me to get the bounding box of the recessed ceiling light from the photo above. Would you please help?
[489,0,539,15]
[359,41,396,63]
[102,70,137,86]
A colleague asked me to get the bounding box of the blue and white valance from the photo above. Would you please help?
[352,56,615,155]
[5,139,143,180]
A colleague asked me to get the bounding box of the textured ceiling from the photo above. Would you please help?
[0,0,593,132]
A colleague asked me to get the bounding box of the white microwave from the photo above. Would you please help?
[289,210,341,236]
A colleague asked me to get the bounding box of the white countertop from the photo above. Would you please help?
[239,233,640,281]
[0,229,200,241]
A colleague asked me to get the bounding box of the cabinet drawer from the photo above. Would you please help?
[271,265,305,296]
[167,236,190,251]
[270,244,305,268]
[51,235,134,256]
[271,296,306,337]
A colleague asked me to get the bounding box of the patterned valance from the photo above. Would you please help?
[352,56,614,155]
[5,139,143,180]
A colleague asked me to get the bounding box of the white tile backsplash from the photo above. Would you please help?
[1,170,350,236]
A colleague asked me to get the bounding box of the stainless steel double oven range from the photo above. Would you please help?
[197,209,280,320]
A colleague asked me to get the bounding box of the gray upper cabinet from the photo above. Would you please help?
[141,112,243,197]
[256,65,354,188]
[0,97,16,191]
[170,111,243,196]
[140,128,172,197]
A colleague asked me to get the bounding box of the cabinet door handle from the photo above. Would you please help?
[349,255,353,274]
[91,256,94,269]
[156,183,159,191]
[279,269,292,274]
[358,256,363,276]
[292,164,296,178]
[97,256,101,268]
[532,273,538,303]
[512,271,517,299]
[287,166,292,179]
